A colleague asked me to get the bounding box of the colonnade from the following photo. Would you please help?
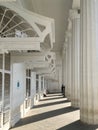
[62,0,98,125]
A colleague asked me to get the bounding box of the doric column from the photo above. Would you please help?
[62,47,66,86]
[65,42,68,97]
[70,10,80,108]
[67,32,72,100]
[43,76,45,91]
[80,0,98,124]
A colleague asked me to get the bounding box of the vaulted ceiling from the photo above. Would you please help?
[16,0,73,52]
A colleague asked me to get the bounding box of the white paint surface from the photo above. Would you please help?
[11,63,26,110]
[31,72,36,96]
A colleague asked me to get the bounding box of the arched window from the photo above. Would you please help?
[0,5,38,38]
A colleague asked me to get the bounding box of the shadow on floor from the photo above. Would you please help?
[40,96,64,101]
[46,94,63,97]
[13,106,79,128]
[33,100,70,108]
[57,120,98,130]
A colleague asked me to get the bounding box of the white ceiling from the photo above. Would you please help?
[16,0,73,52]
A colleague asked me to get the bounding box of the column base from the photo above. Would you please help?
[81,116,98,125]
[67,94,71,101]
[80,109,98,125]
[71,98,80,108]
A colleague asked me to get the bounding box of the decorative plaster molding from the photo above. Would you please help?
[11,53,45,63]
[11,51,56,74]
[35,68,52,75]
[0,38,40,51]
[0,3,55,50]
[26,61,49,69]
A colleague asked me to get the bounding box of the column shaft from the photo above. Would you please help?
[62,51,66,86]
[67,36,72,100]
[80,0,98,124]
[65,45,68,96]
[71,10,80,108]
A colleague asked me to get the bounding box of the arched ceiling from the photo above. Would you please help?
[15,0,73,52]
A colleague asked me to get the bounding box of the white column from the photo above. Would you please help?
[66,39,70,98]
[39,75,41,94]
[70,10,80,108]
[64,37,70,98]
[67,33,72,100]
[62,50,66,86]
[43,76,45,91]
[62,43,67,97]
[65,42,68,97]
[80,0,98,124]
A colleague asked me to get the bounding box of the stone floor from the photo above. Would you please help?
[11,93,98,130]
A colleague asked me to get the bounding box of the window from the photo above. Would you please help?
[41,77,43,91]
[26,78,31,97]
[5,54,10,71]
[26,69,31,77]
[0,54,11,126]
[0,55,3,69]
[0,73,2,103]
[36,75,39,93]
[26,69,31,97]
[4,73,10,109]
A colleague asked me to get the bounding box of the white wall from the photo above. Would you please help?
[31,72,36,96]
[47,79,60,93]
[10,62,26,126]
[11,63,26,110]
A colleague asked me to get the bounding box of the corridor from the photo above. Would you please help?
[10,94,98,130]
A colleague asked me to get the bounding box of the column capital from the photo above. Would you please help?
[69,9,80,19]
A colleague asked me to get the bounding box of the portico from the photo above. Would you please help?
[0,0,98,129]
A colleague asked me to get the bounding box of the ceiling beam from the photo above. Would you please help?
[0,38,40,53]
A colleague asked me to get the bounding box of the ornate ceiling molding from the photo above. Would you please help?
[0,38,40,53]
[0,3,55,52]
[11,51,56,74]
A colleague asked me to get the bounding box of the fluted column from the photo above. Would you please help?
[62,48,66,86]
[67,33,72,100]
[80,0,98,124]
[70,10,80,108]
[65,39,68,97]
